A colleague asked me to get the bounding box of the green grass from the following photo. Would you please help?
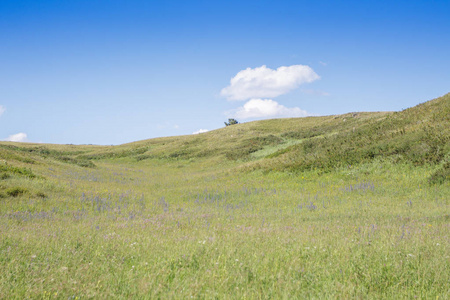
[0,94,449,298]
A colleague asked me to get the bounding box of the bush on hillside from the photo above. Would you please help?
[428,161,450,185]
[0,164,36,178]
[6,187,28,197]
[224,119,239,126]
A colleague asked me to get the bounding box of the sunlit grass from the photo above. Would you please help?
[1,155,448,298]
[0,94,448,298]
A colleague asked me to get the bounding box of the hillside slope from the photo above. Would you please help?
[82,93,449,170]
[1,93,449,185]
[0,94,449,298]
[251,93,449,173]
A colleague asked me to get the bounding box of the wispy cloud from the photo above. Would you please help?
[193,129,209,134]
[0,105,5,116]
[221,65,320,101]
[228,99,309,120]
[4,132,29,142]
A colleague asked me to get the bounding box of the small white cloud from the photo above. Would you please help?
[193,129,209,134]
[0,105,5,116]
[319,61,327,66]
[4,133,29,142]
[221,65,320,101]
[173,124,180,129]
[229,99,309,120]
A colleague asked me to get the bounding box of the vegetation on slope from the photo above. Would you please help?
[0,94,448,298]
[77,93,449,182]
[255,93,449,173]
[0,93,448,204]
[0,144,96,168]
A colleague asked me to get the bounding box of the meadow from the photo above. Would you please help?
[0,94,449,298]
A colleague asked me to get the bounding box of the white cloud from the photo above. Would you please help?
[0,105,5,116]
[221,65,320,101]
[4,133,29,142]
[229,99,309,120]
[193,129,209,134]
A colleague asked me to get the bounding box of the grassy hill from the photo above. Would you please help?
[2,93,448,191]
[0,93,449,298]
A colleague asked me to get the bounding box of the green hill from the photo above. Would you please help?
[2,93,448,187]
[0,93,449,298]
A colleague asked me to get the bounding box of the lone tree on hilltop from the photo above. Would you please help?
[224,118,239,126]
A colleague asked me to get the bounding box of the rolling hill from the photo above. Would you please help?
[0,93,449,298]
[1,93,448,191]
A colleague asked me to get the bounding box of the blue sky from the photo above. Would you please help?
[1,0,449,145]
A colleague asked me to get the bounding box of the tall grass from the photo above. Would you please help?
[0,94,448,298]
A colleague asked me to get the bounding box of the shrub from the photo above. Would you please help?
[224,119,239,126]
[428,161,450,185]
[0,173,11,180]
[35,192,48,198]
[6,187,28,197]
[0,164,36,178]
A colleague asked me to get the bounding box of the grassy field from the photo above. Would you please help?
[0,94,449,298]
